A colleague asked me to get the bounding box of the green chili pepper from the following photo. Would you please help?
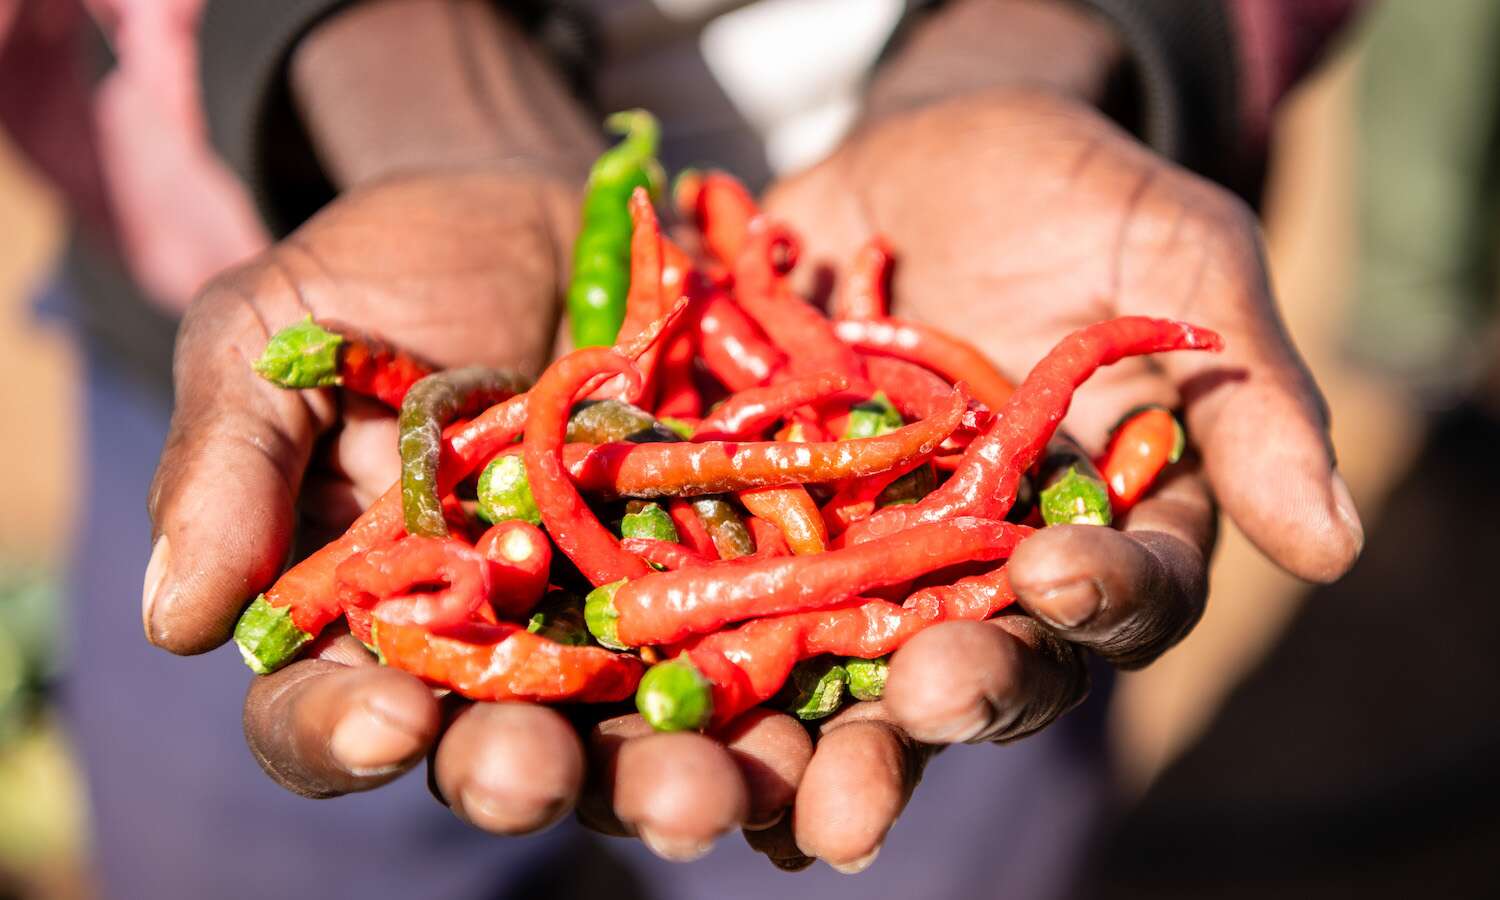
[567,399,678,444]
[691,496,755,559]
[776,657,849,720]
[844,656,889,702]
[1038,434,1112,527]
[526,591,591,646]
[584,579,629,650]
[843,392,903,440]
[476,454,541,526]
[636,657,714,732]
[621,501,679,543]
[399,367,531,537]
[657,417,696,440]
[567,110,665,348]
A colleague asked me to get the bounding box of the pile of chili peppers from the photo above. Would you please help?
[240,111,1217,732]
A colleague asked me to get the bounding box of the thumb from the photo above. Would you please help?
[145,274,335,653]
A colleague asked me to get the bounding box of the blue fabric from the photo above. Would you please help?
[56,289,1110,900]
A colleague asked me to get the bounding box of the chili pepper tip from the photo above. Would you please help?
[253,316,344,390]
[636,658,714,732]
[233,595,313,674]
[584,579,630,650]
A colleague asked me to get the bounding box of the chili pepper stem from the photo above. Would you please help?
[1039,465,1113,526]
[637,658,715,732]
[585,579,629,649]
[234,595,313,675]
[845,656,889,701]
[253,317,344,389]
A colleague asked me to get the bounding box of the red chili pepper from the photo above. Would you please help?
[733,222,868,383]
[621,537,712,571]
[666,498,720,559]
[675,169,759,266]
[654,327,702,418]
[372,615,642,703]
[254,317,437,409]
[692,373,852,441]
[336,536,490,630]
[475,520,552,618]
[746,516,791,558]
[833,317,1016,412]
[560,382,966,497]
[820,457,926,536]
[524,347,652,588]
[834,236,893,321]
[698,289,786,390]
[594,517,1027,648]
[1097,405,1185,513]
[844,318,1222,544]
[902,563,1019,621]
[737,485,827,555]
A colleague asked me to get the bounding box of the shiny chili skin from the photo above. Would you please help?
[335,537,490,631]
[737,485,827,555]
[254,317,435,409]
[339,334,436,409]
[733,222,868,383]
[1098,405,1184,513]
[834,236,893,321]
[820,457,926,536]
[608,517,1028,646]
[693,373,852,441]
[373,614,643,703]
[621,537,712,571]
[845,317,1223,544]
[746,515,791,558]
[562,383,967,497]
[833,316,1015,412]
[697,289,786,390]
[476,520,552,618]
[674,169,759,266]
[902,562,1020,621]
[667,498,720,559]
[399,367,531,537]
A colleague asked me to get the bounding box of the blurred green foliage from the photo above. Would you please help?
[0,565,60,745]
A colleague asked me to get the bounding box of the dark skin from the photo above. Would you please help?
[143,0,1361,874]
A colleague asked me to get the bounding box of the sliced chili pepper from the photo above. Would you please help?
[399,367,530,537]
[667,498,720,559]
[524,347,652,588]
[336,536,490,630]
[476,520,552,618]
[254,316,435,408]
[833,316,1015,412]
[697,289,786,390]
[733,222,868,383]
[834,236,893,321]
[693,373,853,441]
[673,169,758,266]
[567,111,664,348]
[562,383,966,497]
[844,317,1222,544]
[746,515,791,558]
[621,537,712,571]
[372,614,642,703]
[589,517,1027,649]
[1098,405,1185,513]
[737,485,827,555]
[1037,434,1112,527]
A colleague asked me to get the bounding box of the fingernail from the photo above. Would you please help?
[829,845,881,875]
[744,808,787,831]
[330,703,425,776]
[142,536,171,641]
[924,704,993,744]
[1329,472,1364,555]
[638,825,714,863]
[1032,578,1104,630]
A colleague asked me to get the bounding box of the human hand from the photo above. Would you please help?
[741,85,1363,866]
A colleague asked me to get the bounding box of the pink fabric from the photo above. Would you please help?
[1230,0,1365,153]
[0,0,266,314]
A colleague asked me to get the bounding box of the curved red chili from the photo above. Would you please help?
[692,373,853,441]
[834,236,893,321]
[833,316,1015,412]
[844,317,1222,544]
[675,169,759,266]
[698,289,786,390]
[737,485,827,555]
[621,537,712,571]
[336,536,490,630]
[1098,405,1184,513]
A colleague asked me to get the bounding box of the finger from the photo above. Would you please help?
[742,815,814,872]
[884,616,1089,746]
[243,654,441,798]
[146,273,335,653]
[719,708,814,829]
[1135,201,1362,582]
[1008,464,1215,667]
[320,393,400,507]
[431,702,585,835]
[790,703,933,874]
[590,715,749,862]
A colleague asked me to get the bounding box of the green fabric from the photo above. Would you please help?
[1354,0,1500,394]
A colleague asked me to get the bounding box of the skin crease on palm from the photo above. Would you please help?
[142,85,1363,874]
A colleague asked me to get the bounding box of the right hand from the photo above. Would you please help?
[143,168,815,847]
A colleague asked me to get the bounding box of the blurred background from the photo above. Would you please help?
[1,2,1497,898]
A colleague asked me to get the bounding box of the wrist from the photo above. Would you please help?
[867,0,1126,120]
[289,0,601,191]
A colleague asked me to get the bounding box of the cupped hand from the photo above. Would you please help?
[724,86,1367,867]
